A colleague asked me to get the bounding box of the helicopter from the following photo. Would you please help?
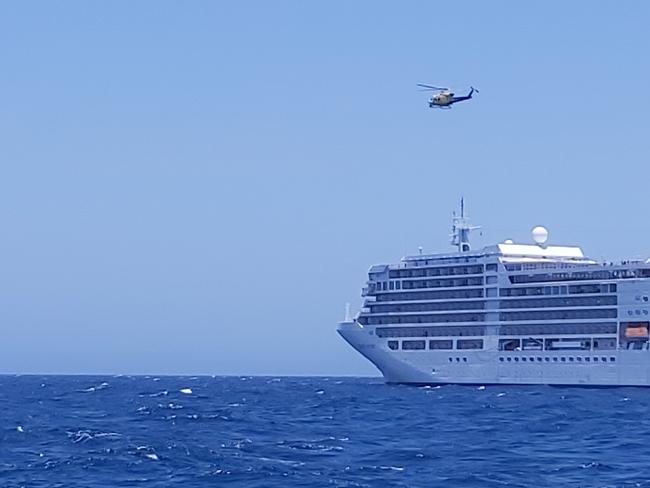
[417,84,478,108]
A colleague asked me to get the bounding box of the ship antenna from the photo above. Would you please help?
[450,198,481,252]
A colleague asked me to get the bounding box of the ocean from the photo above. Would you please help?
[1,375,649,487]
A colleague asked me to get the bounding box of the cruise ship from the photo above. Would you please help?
[338,201,650,386]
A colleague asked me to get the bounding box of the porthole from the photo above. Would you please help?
[514,357,519,362]
[610,357,616,362]
[499,357,504,362]
[507,357,512,362]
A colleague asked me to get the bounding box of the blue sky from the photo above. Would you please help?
[1,2,649,375]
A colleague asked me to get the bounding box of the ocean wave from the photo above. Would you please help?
[66,430,123,443]
[79,382,109,393]
[4,376,650,487]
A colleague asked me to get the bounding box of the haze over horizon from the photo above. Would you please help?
[2,2,649,375]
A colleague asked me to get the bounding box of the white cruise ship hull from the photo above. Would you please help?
[340,203,650,387]
[339,321,650,386]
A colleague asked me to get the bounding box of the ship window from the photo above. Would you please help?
[544,337,594,351]
[523,338,543,350]
[537,357,542,362]
[507,357,512,362]
[368,311,487,326]
[396,281,401,290]
[500,309,618,322]
[486,276,497,285]
[487,288,497,297]
[593,357,599,362]
[499,296,618,310]
[521,357,527,362]
[457,339,483,350]
[389,281,394,290]
[568,284,599,294]
[463,357,467,362]
[610,357,616,362]
[402,340,425,350]
[593,337,617,350]
[448,357,453,362]
[601,357,607,362]
[499,339,521,351]
[456,357,460,362]
[429,340,453,350]
[553,357,558,362]
[486,263,498,272]
[514,357,519,362]
[544,357,550,362]
[610,284,617,293]
[499,357,504,362]
[576,357,582,362]
[585,357,590,362]
[369,300,488,315]
[568,357,574,362]
[387,340,398,350]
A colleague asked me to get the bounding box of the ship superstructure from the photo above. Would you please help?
[338,202,650,386]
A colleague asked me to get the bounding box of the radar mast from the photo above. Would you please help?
[450,198,481,252]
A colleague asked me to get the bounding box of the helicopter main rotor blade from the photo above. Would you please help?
[417,84,448,90]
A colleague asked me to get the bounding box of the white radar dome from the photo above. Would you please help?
[504,239,514,244]
[532,226,549,245]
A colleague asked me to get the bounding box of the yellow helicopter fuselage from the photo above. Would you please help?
[430,91,455,106]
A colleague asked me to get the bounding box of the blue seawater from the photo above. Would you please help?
[1,376,650,487]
